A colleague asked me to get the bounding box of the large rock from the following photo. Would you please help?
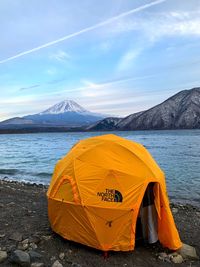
[178,243,199,260]
[0,250,7,263]
[10,249,30,267]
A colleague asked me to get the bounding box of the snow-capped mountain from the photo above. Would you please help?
[0,100,107,127]
[39,100,88,115]
[23,100,107,126]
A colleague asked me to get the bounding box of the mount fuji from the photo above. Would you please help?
[1,100,107,127]
[38,100,90,115]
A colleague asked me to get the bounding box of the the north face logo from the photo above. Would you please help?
[97,189,123,202]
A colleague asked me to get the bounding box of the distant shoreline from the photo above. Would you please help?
[0,127,200,134]
[0,126,85,134]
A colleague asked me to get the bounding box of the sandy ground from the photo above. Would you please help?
[0,179,199,267]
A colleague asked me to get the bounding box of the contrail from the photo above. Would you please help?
[0,0,165,64]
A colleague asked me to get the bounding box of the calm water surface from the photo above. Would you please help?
[0,130,199,206]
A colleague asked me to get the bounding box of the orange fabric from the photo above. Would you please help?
[47,134,182,251]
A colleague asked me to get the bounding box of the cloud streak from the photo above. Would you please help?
[49,50,70,62]
[32,74,157,97]
[117,48,143,71]
[19,84,40,91]
[0,0,165,64]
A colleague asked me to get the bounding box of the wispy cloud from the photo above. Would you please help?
[46,77,66,85]
[28,74,157,98]
[107,10,200,42]
[98,41,113,52]
[1,95,37,105]
[148,12,200,41]
[117,48,143,71]
[0,0,165,64]
[49,50,70,62]
[19,84,40,91]
[46,68,57,76]
[80,80,108,97]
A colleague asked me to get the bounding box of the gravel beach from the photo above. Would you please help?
[0,179,199,267]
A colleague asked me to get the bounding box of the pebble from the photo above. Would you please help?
[67,249,73,254]
[172,207,179,214]
[157,252,168,262]
[0,250,7,263]
[7,201,15,206]
[10,249,30,267]
[158,251,182,263]
[158,252,168,258]
[30,243,38,249]
[17,243,29,251]
[22,239,29,245]
[59,252,65,260]
[29,236,41,244]
[171,254,183,264]
[0,234,5,238]
[52,260,63,267]
[23,243,29,250]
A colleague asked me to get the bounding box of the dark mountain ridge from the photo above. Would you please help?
[89,87,200,131]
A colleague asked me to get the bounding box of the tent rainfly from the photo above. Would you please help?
[47,134,182,251]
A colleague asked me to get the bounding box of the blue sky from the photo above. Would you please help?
[1,0,200,121]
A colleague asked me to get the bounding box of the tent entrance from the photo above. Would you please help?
[135,182,158,245]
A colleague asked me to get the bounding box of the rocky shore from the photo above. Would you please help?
[0,179,199,267]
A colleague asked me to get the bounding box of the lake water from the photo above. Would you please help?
[0,130,199,206]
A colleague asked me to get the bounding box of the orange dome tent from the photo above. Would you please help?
[47,134,182,251]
